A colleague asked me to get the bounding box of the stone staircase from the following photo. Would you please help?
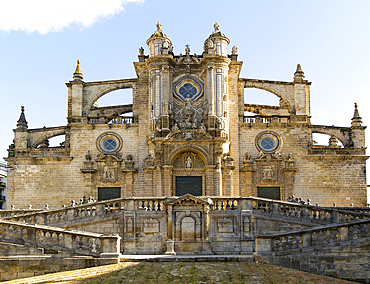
[1,196,370,282]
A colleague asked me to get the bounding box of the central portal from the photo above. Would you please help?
[175,176,202,196]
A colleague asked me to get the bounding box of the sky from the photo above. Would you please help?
[1,0,370,175]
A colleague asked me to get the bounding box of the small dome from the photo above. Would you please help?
[147,22,173,57]
[204,23,230,56]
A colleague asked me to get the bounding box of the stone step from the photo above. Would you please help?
[119,254,255,262]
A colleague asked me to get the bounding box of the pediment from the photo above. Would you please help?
[165,194,213,206]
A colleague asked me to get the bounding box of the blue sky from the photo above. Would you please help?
[1,0,370,167]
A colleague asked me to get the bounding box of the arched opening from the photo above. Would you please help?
[243,88,289,117]
[94,89,132,107]
[244,88,280,106]
[312,133,343,148]
[37,134,66,148]
[89,89,134,124]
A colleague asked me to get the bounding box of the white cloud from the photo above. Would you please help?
[0,0,143,34]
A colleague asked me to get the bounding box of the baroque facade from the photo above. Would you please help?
[5,23,368,209]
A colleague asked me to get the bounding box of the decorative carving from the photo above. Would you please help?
[217,218,233,233]
[103,166,116,180]
[143,218,160,234]
[165,129,212,141]
[262,166,275,180]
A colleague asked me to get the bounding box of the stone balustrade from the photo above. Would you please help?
[2,196,369,227]
[255,219,370,255]
[246,197,370,225]
[0,209,43,219]
[243,116,290,124]
[0,220,120,257]
[88,116,135,125]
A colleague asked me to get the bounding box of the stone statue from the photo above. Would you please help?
[214,22,220,32]
[139,47,144,55]
[156,22,162,32]
[185,44,190,56]
[232,46,238,55]
[185,156,192,168]
[208,39,214,48]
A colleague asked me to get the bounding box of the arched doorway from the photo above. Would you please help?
[171,150,206,196]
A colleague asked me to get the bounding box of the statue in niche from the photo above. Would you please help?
[185,155,192,168]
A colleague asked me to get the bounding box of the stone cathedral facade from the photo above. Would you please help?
[5,23,367,209]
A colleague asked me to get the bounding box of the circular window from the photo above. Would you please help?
[97,132,122,154]
[174,77,203,101]
[255,132,281,154]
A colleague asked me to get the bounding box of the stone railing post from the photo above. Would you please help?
[272,203,280,216]
[240,198,252,210]
[67,207,75,221]
[332,210,340,223]
[125,200,135,211]
[26,226,37,245]
[255,236,273,255]
[301,206,311,221]
[100,234,121,258]
[338,226,349,242]
[301,232,311,247]
[96,203,105,216]
[38,212,48,225]
[63,233,74,250]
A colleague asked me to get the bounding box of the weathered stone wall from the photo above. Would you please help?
[239,124,367,207]
[0,256,117,282]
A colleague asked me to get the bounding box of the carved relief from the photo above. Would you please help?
[262,166,275,180]
[143,218,160,234]
[217,218,234,233]
[103,166,116,180]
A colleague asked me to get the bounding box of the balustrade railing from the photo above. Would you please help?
[243,116,290,124]
[0,209,42,219]
[255,219,370,254]
[210,197,240,210]
[137,198,165,211]
[0,220,120,257]
[2,196,369,228]
[88,116,134,125]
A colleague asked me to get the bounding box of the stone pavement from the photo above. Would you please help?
[2,257,357,284]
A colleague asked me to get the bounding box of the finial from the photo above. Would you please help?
[351,102,362,127]
[16,106,28,129]
[73,59,83,81]
[232,46,238,55]
[185,44,190,55]
[156,22,162,32]
[294,64,305,82]
[214,22,220,32]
